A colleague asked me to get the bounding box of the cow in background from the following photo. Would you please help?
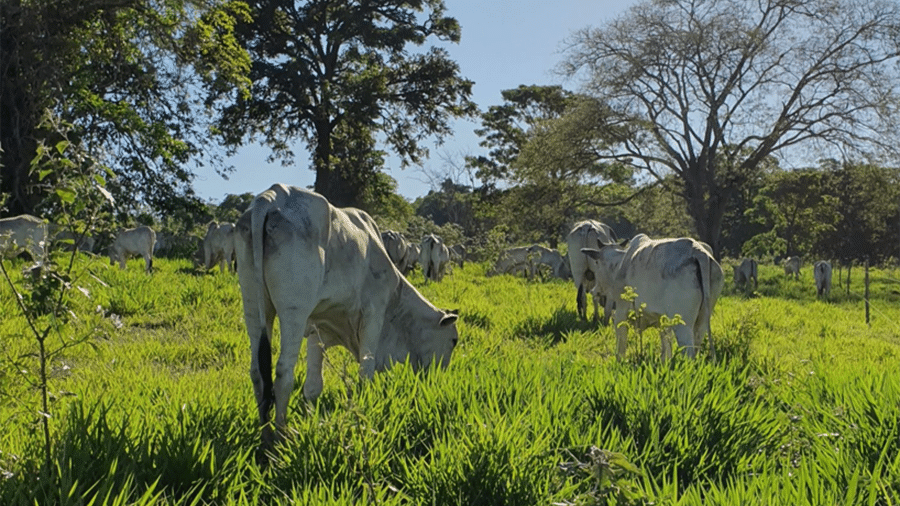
[566,220,617,322]
[0,215,48,261]
[381,230,414,275]
[527,244,571,280]
[419,234,451,282]
[234,184,458,450]
[814,260,832,297]
[449,244,467,268]
[582,234,724,360]
[488,246,535,279]
[783,256,801,280]
[109,226,156,272]
[201,221,236,273]
[733,258,758,291]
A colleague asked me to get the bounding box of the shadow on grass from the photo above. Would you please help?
[513,305,603,346]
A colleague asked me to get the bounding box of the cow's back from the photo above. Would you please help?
[0,214,47,260]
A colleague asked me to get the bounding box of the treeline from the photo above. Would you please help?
[396,160,899,265]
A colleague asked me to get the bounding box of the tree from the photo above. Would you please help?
[561,0,900,258]
[819,161,900,263]
[215,0,476,208]
[1,0,251,217]
[467,85,573,185]
[747,168,840,258]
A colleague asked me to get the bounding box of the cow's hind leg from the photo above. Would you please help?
[303,327,326,402]
[576,284,586,320]
[246,296,276,448]
[271,309,310,435]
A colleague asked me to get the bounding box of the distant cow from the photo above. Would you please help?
[582,234,724,360]
[109,226,156,272]
[201,221,236,273]
[419,234,451,282]
[488,246,535,278]
[733,258,758,290]
[381,230,414,275]
[53,230,96,253]
[449,244,467,268]
[0,214,48,261]
[814,260,832,297]
[528,244,570,280]
[566,220,617,322]
[234,184,458,449]
[783,256,801,280]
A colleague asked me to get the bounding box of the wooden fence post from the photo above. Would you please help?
[865,258,870,327]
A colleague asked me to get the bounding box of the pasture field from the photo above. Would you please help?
[1,254,899,505]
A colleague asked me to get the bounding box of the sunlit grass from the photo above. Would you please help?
[1,256,898,504]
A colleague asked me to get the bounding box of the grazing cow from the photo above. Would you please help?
[488,246,535,278]
[109,226,156,272]
[814,260,832,297]
[380,230,414,275]
[566,220,617,322]
[449,244,467,268]
[528,244,571,280]
[234,184,459,449]
[733,258,758,290]
[582,234,724,360]
[419,234,451,282]
[783,256,801,280]
[201,221,236,273]
[407,242,421,272]
[53,230,96,253]
[0,215,48,261]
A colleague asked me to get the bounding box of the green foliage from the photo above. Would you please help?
[217,0,476,208]
[2,260,899,504]
[1,0,251,216]
[559,0,900,257]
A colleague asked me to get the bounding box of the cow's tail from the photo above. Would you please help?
[694,247,716,360]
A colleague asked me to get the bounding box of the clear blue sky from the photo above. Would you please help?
[191,0,637,203]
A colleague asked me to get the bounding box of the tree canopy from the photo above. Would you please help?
[214,0,476,208]
[560,0,900,258]
[0,0,251,217]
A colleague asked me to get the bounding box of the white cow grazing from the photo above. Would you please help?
[200,221,236,273]
[234,184,459,448]
[449,244,467,268]
[783,256,801,280]
[109,226,156,272]
[407,242,421,272]
[0,214,48,261]
[733,258,758,290]
[488,246,535,278]
[566,220,617,322]
[54,230,96,253]
[814,260,832,297]
[582,234,724,360]
[527,244,570,279]
[381,230,414,275]
[419,234,451,282]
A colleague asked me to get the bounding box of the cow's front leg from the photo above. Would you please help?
[358,310,385,380]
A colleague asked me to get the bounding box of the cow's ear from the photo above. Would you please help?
[581,248,601,260]
[440,312,458,326]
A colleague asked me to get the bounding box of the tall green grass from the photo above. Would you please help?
[1,255,898,504]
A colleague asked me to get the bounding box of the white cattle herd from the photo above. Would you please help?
[0,185,848,452]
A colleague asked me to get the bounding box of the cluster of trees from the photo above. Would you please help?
[1,0,473,219]
[4,0,900,266]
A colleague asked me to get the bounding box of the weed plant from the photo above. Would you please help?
[1,258,898,504]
